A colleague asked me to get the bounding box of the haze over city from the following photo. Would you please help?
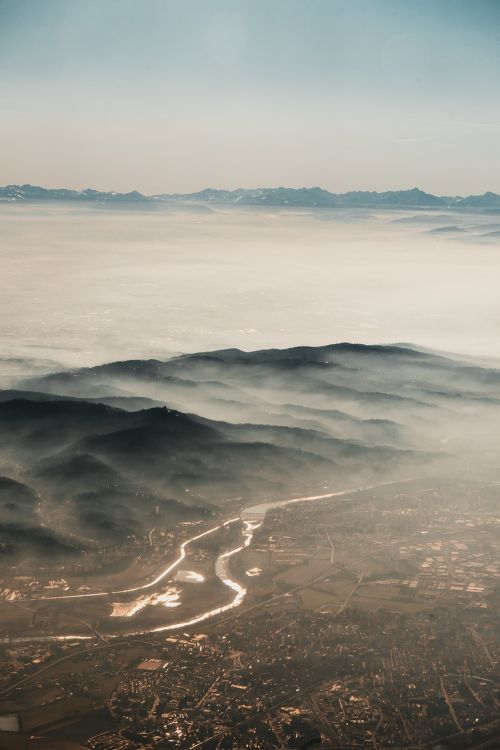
[1,2,500,750]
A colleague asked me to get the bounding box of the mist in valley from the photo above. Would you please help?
[4,3,500,743]
[1,203,500,570]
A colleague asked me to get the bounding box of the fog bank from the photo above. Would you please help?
[1,203,499,374]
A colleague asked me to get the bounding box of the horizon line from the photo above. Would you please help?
[2,183,500,202]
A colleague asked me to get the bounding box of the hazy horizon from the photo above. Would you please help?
[3,181,500,198]
[3,5,500,745]
[2,0,500,195]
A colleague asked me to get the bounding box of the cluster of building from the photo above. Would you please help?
[1,479,499,749]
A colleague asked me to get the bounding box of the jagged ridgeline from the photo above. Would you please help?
[1,343,500,563]
[3,183,500,209]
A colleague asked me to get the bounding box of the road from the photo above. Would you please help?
[4,479,410,645]
[470,626,496,669]
[439,675,464,733]
[21,517,241,603]
[0,642,111,698]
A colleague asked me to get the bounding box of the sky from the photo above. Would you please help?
[1,0,500,195]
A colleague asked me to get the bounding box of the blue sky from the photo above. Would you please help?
[1,0,500,193]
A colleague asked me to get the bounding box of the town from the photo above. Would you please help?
[0,478,499,749]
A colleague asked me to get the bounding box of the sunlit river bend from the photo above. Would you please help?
[0,483,398,644]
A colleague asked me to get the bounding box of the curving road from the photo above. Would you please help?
[22,517,241,603]
[2,480,408,644]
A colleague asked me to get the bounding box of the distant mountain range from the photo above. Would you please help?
[2,183,500,210]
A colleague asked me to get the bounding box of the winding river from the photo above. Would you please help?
[1,482,400,644]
